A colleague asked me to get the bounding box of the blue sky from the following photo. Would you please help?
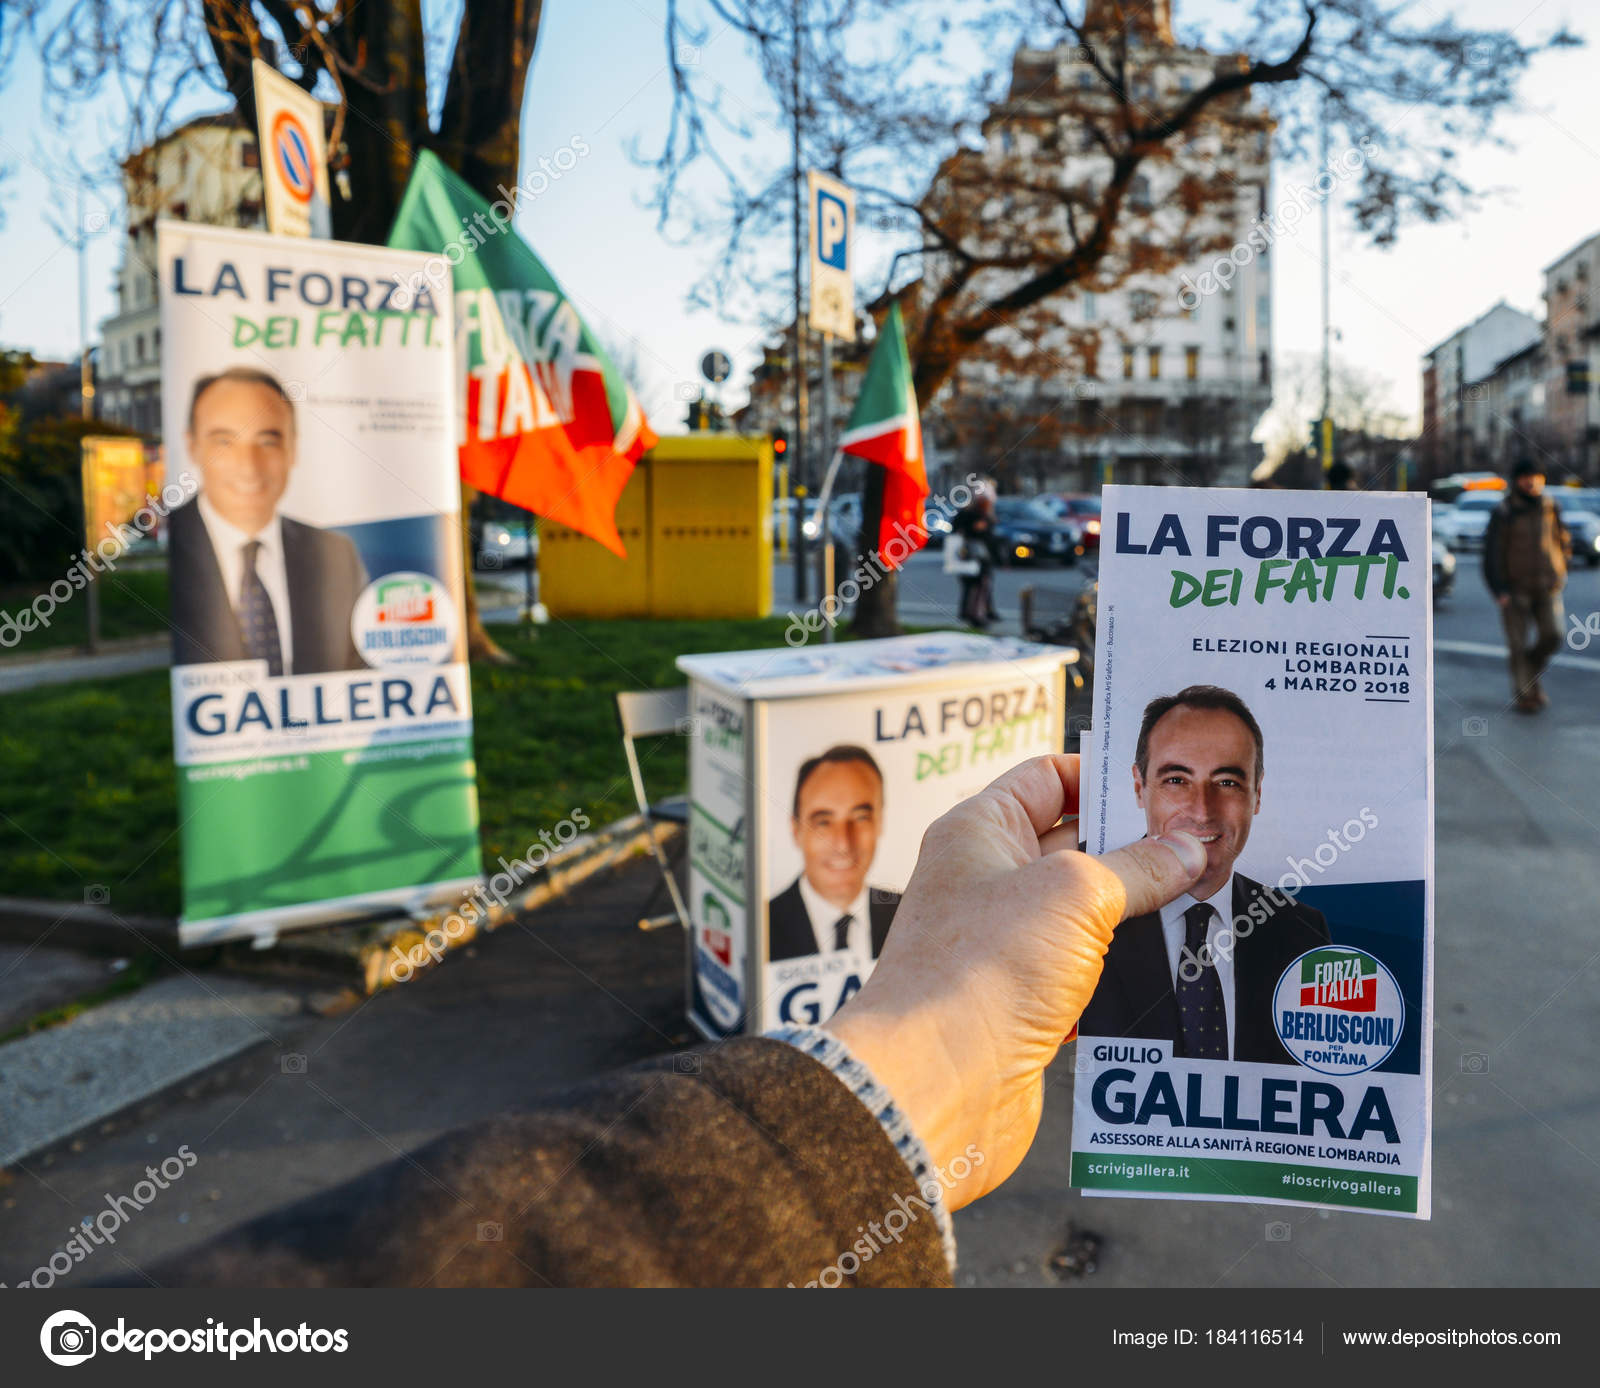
[0,0,1594,433]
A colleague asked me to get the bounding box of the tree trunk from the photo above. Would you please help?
[848,463,903,638]
[459,484,517,664]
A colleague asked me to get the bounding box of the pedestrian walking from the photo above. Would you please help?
[1483,458,1572,713]
[950,488,999,628]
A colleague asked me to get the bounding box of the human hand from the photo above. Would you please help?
[823,754,1206,1211]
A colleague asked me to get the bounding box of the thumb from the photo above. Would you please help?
[1098,832,1208,921]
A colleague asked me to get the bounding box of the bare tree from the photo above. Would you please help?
[3,0,551,661]
[645,0,1577,632]
[1257,350,1408,473]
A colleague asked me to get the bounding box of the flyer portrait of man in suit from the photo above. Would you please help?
[767,745,901,963]
[1078,685,1330,1065]
[168,367,368,676]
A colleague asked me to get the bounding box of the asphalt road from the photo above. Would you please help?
[773,541,1094,635]
[1,549,1596,1287]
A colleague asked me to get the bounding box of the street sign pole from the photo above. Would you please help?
[78,181,99,653]
[791,2,809,604]
[819,332,835,640]
[806,169,855,639]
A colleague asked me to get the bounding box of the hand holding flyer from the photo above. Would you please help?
[825,754,1208,1209]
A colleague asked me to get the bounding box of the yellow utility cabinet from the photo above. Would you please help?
[539,435,773,619]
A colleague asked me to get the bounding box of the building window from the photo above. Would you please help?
[1130,176,1151,211]
[1185,346,1199,381]
[1083,293,1096,322]
[136,334,144,362]
[1129,289,1156,321]
[242,140,260,169]
[1122,347,1135,380]
[1148,347,1161,379]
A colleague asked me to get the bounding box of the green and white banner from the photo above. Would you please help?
[158,222,481,944]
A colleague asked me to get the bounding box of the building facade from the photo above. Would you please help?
[1419,301,1542,486]
[929,1,1274,492]
[97,114,265,438]
[1541,232,1600,480]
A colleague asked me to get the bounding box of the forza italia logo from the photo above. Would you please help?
[350,572,457,668]
[1299,951,1377,1011]
[1274,947,1403,1075]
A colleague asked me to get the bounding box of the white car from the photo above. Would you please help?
[1437,492,1501,550]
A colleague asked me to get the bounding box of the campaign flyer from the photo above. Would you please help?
[1070,485,1434,1218]
[679,634,1071,1037]
[159,222,480,944]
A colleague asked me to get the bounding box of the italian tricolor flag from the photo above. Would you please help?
[388,151,655,556]
[838,302,928,569]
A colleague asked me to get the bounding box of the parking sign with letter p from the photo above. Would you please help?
[807,171,855,341]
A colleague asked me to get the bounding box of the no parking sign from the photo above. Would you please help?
[252,59,331,238]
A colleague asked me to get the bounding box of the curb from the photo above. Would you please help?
[0,632,170,672]
[0,897,179,956]
[224,812,681,994]
[0,812,681,991]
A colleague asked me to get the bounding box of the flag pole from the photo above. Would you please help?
[818,329,835,640]
[790,0,809,603]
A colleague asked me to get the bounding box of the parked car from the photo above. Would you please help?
[476,523,535,569]
[1554,490,1600,567]
[1432,538,1456,603]
[991,497,1082,566]
[771,497,820,548]
[1428,473,1504,507]
[807,492,861,543]
[1042,493,1103,550]
[1437,492,1501,550]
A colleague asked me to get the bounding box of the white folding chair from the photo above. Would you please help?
[615,687,692,932]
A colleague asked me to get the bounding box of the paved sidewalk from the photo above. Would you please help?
[0,636,169,694]
[0,973,302,1170]
[0,855,685,1287]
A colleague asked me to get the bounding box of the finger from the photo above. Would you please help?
[976,753,1080,837]
[1098,833,1207,921]
[1037,821,1081,856]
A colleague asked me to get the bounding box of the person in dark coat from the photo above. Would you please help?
[1483,458,1571,712]
[950,489,1000,628]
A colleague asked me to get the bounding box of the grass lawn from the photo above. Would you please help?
[1,566,172,654]
[0,617,802,917]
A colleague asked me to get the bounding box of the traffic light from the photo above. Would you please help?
[772,431,788,457]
